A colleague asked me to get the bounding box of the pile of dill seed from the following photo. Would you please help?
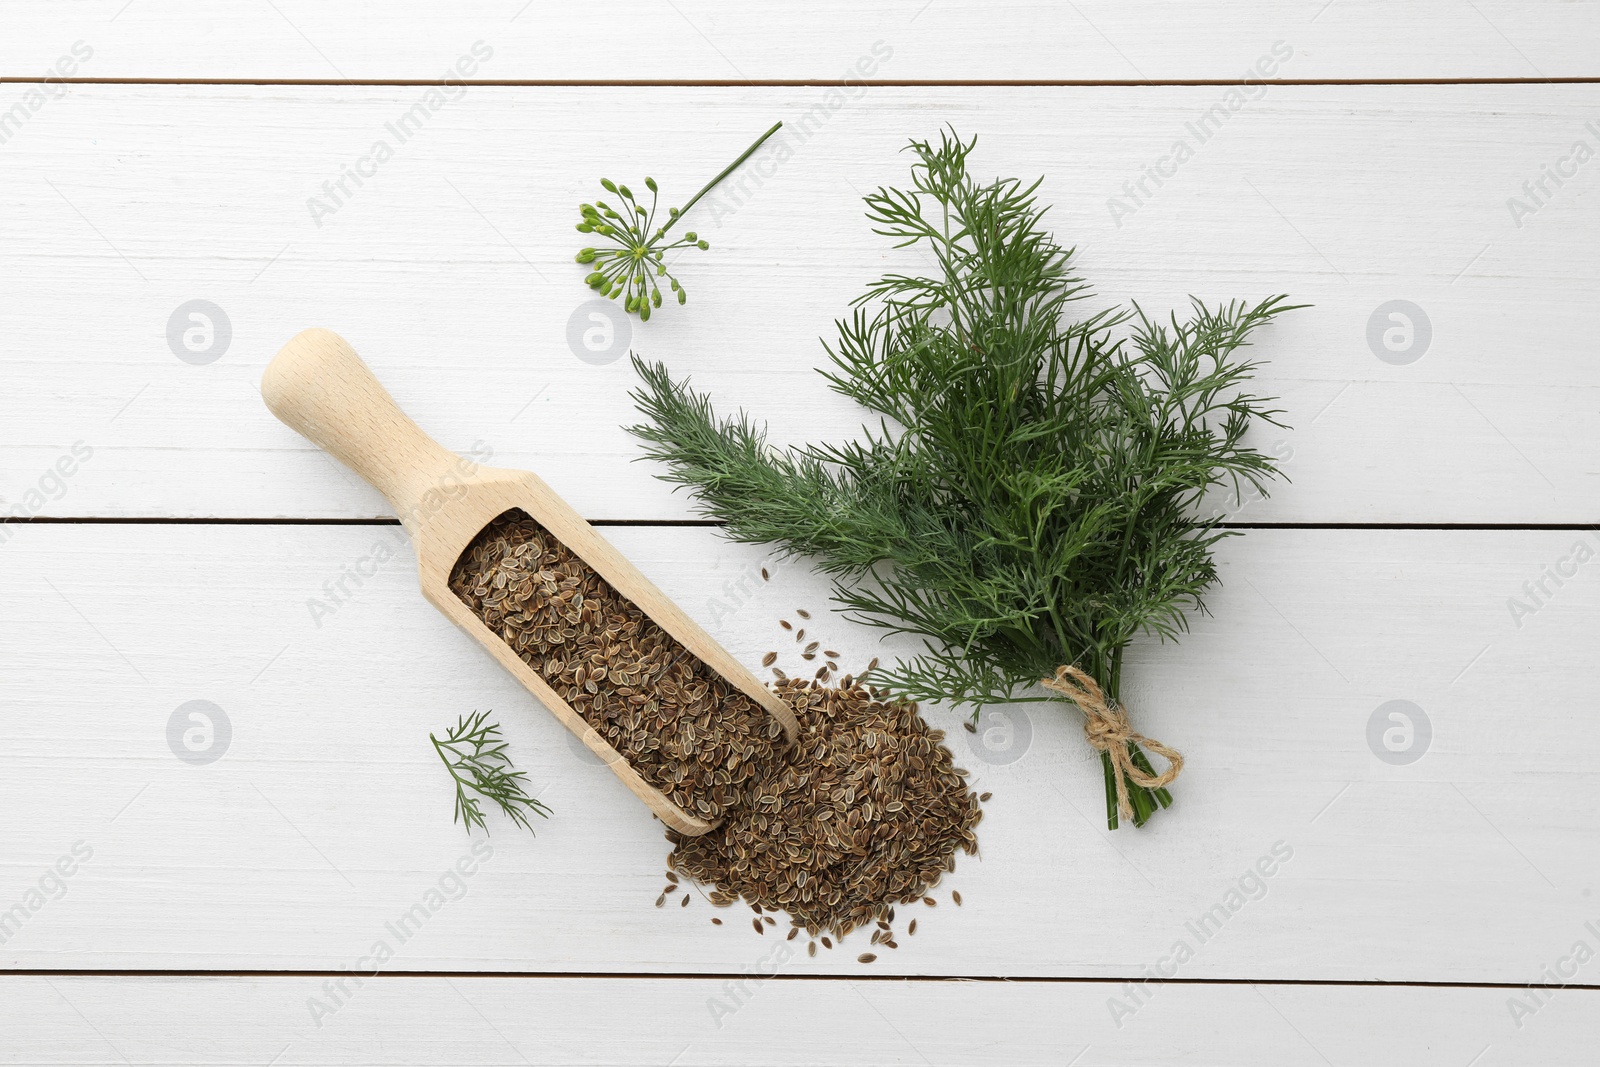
[450,509,785,823]
[666,678,982,948]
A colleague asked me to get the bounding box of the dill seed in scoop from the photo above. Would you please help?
[450,509,785,824]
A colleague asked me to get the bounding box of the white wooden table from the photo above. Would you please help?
[3,4,1598,1063]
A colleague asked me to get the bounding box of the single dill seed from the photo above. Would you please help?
[924,897,936,907]
[655,894,665,907]
[712,917,722,925]
[962,721,976,733]
[753,918,764,934]
[952,890,962,906]
[762,652,778,666]
[808,942,817,957]
[979,791,992,801]
[681,895,689,908]
[665,872,679,884]
[780,620,792,630]
[796,609,810,618]
[858,953,877,964]
[908,919,917,935]
[761,568,769,580]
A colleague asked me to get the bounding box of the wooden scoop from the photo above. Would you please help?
[261,328,799,835]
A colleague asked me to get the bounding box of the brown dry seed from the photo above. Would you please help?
[753,919,764,934]
[655,895,665,908]
[824,651,839,659]
[808,942,817,957]
[924,897,937,907]
[908,919,917,935]
[979,792,992,802]
[786,927,798,941]
[712,918,722,925]
[858,953,877,964]
[796,609,810,618]
[761,568,770,581]
[681,895,690,908]
[952,890,962,906]
[762,652,778,667]
[664,680,981,941]
[763,916,776,926]
[451,510,784,825]
[665,872,679,884]
[664,884,678,894]
[780,620,792,630]
[962,721,976,733]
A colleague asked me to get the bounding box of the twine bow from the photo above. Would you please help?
[1040,665,1183,824]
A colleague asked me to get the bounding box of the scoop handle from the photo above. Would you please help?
[262,328,463,532]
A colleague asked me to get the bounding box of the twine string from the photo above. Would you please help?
[1040,665,1183,824]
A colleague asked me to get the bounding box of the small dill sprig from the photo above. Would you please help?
[575,121,783,320]
[430,711,551,834]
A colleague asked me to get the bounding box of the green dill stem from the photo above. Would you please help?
[662,121,784,237]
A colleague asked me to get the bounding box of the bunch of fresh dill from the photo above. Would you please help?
[628,129,1297,829]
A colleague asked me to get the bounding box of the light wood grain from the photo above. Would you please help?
[1,522,1596,979]
[2,1,1596,81]
[260,327,797,834]
[1,85,1597,522]
[2,974,1591,1066]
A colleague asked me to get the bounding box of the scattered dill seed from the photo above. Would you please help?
[753,918,764,934]
[979,791,992,801]
[664,884,678,894]
[908,919,917,935]
[822,937,832,949]
[952,890,962,906]
[780,620,792,630]
[665,872,679,884]
[681,895,689,908]
[762,652,778,666]
[808,942,817,957]
[924,897,936,907]
[712,917,722,925]
[824,650,839,659]
[655,894,665,907]
[786,928,798,940]
[858,953,877,964]
[761,568,769,581]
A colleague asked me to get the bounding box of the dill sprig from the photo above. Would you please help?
[628,128,1301,830]
[430,711,552,834]
[575,121,783,320]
